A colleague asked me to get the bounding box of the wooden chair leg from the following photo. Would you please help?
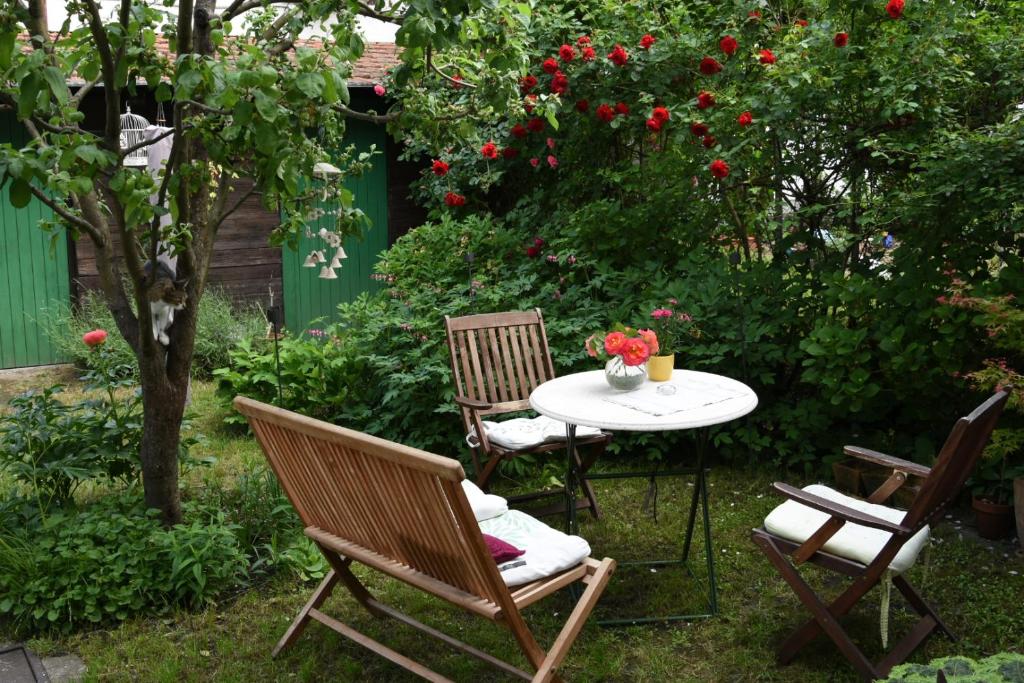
[273,569,340,657]
[531,558,615,683]
[574,446,601,520]
[752,533,881,681]
[892,574,955,640]
[476,452,505,490]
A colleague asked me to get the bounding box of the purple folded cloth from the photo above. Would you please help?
[482,533,526,564]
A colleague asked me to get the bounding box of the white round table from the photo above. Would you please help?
[529,369,758,432]
[529,368,758,624]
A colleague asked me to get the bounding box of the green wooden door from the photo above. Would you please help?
[282,119,388,333]
[0,113,71,369]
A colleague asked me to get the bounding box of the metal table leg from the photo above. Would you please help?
[563,425,718,625]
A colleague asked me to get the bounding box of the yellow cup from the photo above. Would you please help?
[647,354,675,381]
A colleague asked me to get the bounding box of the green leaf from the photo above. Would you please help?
[9,179,31,208]
[18,72,41,120]
[254,90,278,122]
[0,31,15,71]
[294,72,324,99]
[42,67,70,105]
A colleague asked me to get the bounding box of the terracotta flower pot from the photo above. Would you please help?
[1015,478,1024,550]
[972,495,1015,540]
[647,354,675,382]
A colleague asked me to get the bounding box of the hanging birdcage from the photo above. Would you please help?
[120,106,151,167]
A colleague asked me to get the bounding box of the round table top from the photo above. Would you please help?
[529,369,758,432]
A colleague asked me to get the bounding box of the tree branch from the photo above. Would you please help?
[213,181,256,230]
[351,0,403,24]
[80,0,121,150]
[221,0,304,22]
[426,45,478,89]
[70,78,102,106]
[334,103,400,124]
[120,126,177,158]
[26,183,100,237]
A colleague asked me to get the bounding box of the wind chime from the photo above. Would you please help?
[300,160,348,279]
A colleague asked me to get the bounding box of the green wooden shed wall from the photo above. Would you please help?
[0,112,71,369]
[281,118,388,333]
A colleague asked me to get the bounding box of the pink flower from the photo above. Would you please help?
[638,329,660,355]
[530,157,540,167]
[621,338,651,366]
[604,332,627,355]
[547,154,558,168]
[546,254,558,263]
[546,137,556,149]
[83,329,108,346]
[667,298,678,306]
[373,84,386,96]
[651,308,673,319]
[567,254,577,265]
[585,334,598,357]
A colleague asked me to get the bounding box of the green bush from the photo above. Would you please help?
[0,493,247,633]
[42,288,265,379]
[885,653,1024,682]
[0,385,143,509]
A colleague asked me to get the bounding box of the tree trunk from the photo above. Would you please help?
[138,351,187,526]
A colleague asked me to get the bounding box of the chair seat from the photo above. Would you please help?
[479,509,591,587]
[469,415,604,451]
[763,484,929,574]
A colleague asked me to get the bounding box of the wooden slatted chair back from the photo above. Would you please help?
[903,389,1010,530]
[444,309,556,429]
[234,396,511,611]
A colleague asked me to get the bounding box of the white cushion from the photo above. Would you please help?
[469,415,603,451]
[763,484,929,574]
[460,480,508,522]
[479,510,591,586]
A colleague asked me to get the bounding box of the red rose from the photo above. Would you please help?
[699,56,723,75]
[577,35,591,46]
[480,141,499,159]
[450,74,464,89]
[502,147,519,159]
[431,159,449,176]
[511,123,528,139]
[595,103,615,122]
[444,192,466,207]
[615,101,630,116]
[690,121,709,137]
[547,154,558,168]
[551,71,569,95]
[534,237,544,247]
[886,0,904,19]
[709,159,730,179]
[581,46,596,61]
[795,19,809,27]
[546,137,556,149]
[526,245,540,257]
[759,48,777,64]
[527,118,545,133]
[646,118,662,132]
[748,10,762,19]
[652,106,670,122]
[834,32,849,47]
[696,91,715,109]
[702,134,717,148]
[737,111,753,126]
[639,34,656,49]
[720,35,738,56]
[575,99,590,112]
[559,44,575,62]
[519,75,538,93]
[524,94,537,113]
[529,157,540,167]
[83,329,108,346]
[542,57,559,74]
[607,44,629,66]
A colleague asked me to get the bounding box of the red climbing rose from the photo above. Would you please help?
[709,159,730,179]
[607,44,629,66]
[759,49,777,64]
[700,57,723,75]
[431,159,449,176]
[720,35,738,56]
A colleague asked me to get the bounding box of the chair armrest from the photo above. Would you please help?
[772,483,913,536]
[454,395,494,411]
[843,446,931,478]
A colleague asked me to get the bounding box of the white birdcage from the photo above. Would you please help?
[119,106,151,167]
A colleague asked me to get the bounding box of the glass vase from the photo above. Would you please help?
[604,355,646,391]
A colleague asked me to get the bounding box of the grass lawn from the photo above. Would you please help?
[2,372,1022,682]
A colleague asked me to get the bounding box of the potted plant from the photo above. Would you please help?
[968,433,1023,539]
[645,301,701,382]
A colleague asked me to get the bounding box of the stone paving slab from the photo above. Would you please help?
[0,643,50,682]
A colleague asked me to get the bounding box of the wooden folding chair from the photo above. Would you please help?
[752,389,1011,682]
[444,309,610,518]
[235,396,616,683]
